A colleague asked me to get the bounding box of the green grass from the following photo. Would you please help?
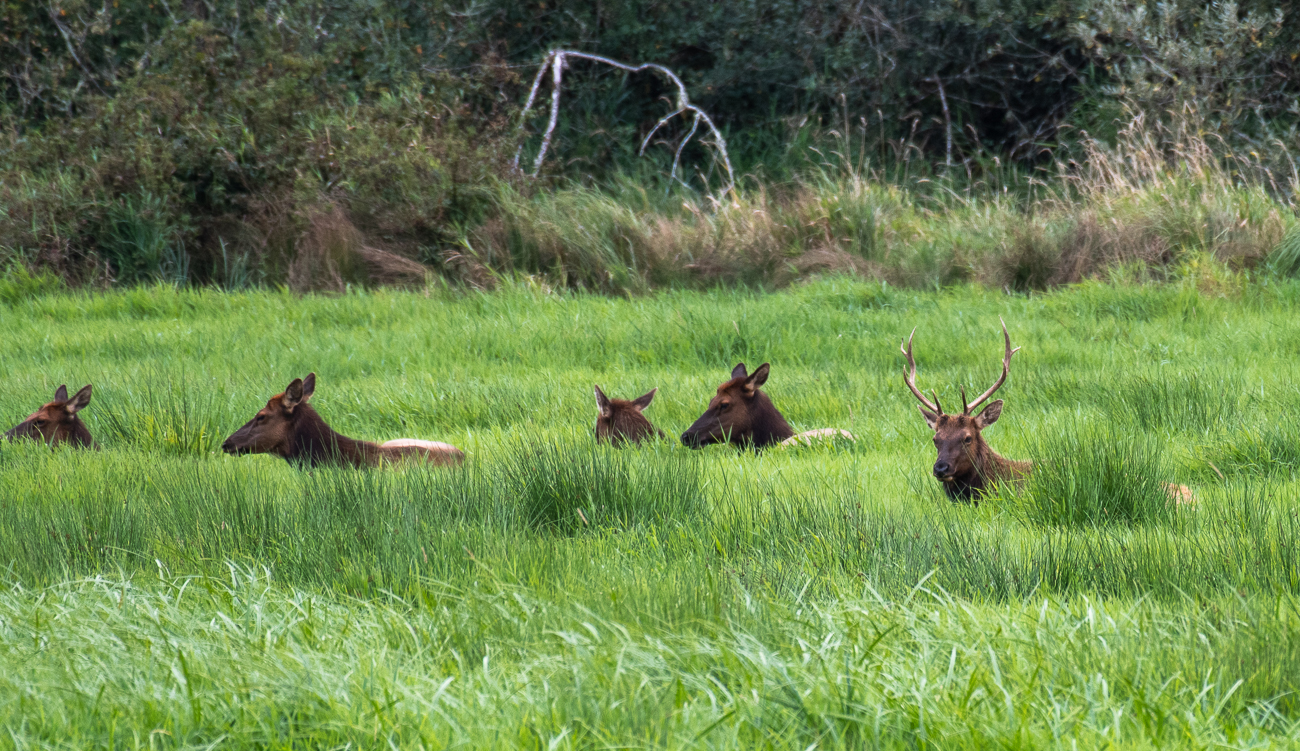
[2,279,1300,746]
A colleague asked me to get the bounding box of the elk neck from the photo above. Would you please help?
[749,391,795,449]
[944,437,1030,502]
[283,403,381,467]
[65,418,96,448]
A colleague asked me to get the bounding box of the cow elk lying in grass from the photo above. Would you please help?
[902,320,1194,505]
[222,373,464,468]
[4,384,97,449]
[594,385,665,446]
[681,363,854,450]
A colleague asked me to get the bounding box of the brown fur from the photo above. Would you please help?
[903,323,1194,506]
[921,408,1030,502]
[594,385,664,446]
[681,363,795,450]
[4,384,96,449]
[221,373,464,468]
[902,321,1029,502]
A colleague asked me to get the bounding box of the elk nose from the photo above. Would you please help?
[933,460,952,478]
[680,431,698,448]
[221,439,235,454]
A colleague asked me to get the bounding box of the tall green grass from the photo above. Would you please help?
[3,280,1300,743]
[1,568,1297,748]
[1014,422,1174,526]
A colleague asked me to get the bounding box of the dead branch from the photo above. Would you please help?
[513,49,735,198]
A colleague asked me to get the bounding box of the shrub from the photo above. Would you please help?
[0,19,513,291]
[500,442,704,533]
[0,263,63,305]
[1014,423,1175,527]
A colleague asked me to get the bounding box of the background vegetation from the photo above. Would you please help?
[2,279,1300,745]
[2,0,1298,292]
[5,4,1299,744]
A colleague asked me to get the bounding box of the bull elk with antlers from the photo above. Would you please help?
[902,321,1196,506]
[901,320,1030,502]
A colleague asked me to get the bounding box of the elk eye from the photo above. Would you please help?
[964,436,972,444]
[254,415,264,423]
[34,419,46,427]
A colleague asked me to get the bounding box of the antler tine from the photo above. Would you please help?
[960,385,968,415]
[964,317,1021,414]
[900,327,942,414]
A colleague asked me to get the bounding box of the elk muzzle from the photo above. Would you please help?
[3,418,37,443]
[221,421,258,455]
[680,412,725,449]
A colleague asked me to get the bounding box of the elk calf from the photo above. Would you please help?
[681,363,854,450]
[222,373,464,468]
[594,385,665,446]
[901,320,1029,501]
[4,384,96,448]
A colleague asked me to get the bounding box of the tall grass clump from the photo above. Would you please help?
[95,373,230,455]
[1267,223,1300,278]
[1109,367,1246,434]
[1205,415,1300,480]
[1015,422,1174,526]
[501,442,705,532]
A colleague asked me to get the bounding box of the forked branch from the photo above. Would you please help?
[513,49,736,198]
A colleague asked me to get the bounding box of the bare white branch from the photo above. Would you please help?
[515,49,735,198]
[511,56,553,172]
[532,54,565,176]
[670,111,701,189]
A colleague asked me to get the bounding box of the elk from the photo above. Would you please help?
[902,321,1195,506]
[681,363,854,450]
[594,385,665,446]
[901,320,1029,501]
[4,384,97,448]
[221,373,464,468]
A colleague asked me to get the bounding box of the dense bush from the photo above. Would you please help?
[1,12,513,288]
[9,0,1296,165]
[1,0,1297,290]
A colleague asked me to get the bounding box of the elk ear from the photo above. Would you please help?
[743,362,771,394]
[918,405,940,430]
[66,385,92,414]
[54,385,68,402]
[730,363,748,380]
[974,399,1003,429]
[282,378,305,411]
[301,373,316,400]
[594,385,612,418]
[630,387,657,412]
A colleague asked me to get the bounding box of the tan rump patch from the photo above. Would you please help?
[382,439,462,453]
[779,428,856,446]
[1164,482,1197,507]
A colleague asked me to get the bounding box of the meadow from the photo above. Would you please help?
[1,278,1300,748]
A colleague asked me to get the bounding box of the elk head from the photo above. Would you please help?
[594,385,662,446]
[222,373,316,458]
[681,362,793,449]
[4,384,95,448]
[901,320,1021,493]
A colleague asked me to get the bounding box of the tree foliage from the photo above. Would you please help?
[1,0,1296,287]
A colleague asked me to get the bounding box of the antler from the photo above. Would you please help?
[900,328,942,414]
[963,317,1020,414]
